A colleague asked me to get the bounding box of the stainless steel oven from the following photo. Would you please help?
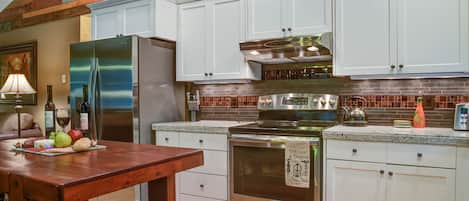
[229,134,321,201]
[228,93,339,201]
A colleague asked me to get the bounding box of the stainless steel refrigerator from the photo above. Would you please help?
[70,35,183,145]
[70,35,184,201]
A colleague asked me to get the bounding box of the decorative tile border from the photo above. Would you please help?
[201,95,469,110]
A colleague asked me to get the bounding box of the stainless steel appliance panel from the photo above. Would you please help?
[138,38,183,145]
[94,36,134,142]
[70,41,95,135]
[454,103,469,130]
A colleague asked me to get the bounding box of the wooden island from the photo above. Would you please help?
[0,140,203,201]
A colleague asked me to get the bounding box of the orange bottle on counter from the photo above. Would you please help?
[413,97,426,128]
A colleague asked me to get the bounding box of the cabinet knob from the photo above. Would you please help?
[399,64,404,69]
[352,148,357,154]
[282,28,286,32]
[388,172,394,177]
[204,73,208,76]
[288,27,292,32]
[417,153,423,158]
[380,170,385,175]
[199,139,204,144]
[390,65,396,69]
[164,137,169,141]
[199,184,205,188]
[209,73,213,76]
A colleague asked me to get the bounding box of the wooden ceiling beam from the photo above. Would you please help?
[23,0,101,18]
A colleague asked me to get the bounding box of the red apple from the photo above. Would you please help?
[67,129,83,143]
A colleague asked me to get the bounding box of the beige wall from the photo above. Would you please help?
[0,17,81,134]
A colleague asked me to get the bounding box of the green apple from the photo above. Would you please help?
[54,131,72,148]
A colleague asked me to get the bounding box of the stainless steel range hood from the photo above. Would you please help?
[240,32,333,64]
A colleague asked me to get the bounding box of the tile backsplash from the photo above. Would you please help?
[192,76,469,128]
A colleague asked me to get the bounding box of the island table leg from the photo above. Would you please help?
[148,174,176,201]
[8,175,24,201]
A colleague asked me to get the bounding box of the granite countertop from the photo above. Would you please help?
[323,125,469,147]
[152,120,254,134]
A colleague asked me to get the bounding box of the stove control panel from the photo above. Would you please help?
[258,94,339,110]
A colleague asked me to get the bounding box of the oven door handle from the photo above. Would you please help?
[229,134,320,146]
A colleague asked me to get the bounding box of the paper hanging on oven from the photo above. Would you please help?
[285,140,310,188]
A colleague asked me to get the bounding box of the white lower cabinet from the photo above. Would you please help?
[456,147,469,201]
[326,160,386,201]
[180,172,228,200]
[386,165,455,201]
[155,130,228,201]
[326,140,458,201]
[179,194,221,201]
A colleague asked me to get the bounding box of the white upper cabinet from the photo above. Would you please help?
[177,1,209,81]
[396,0,468,74]
[334,0,469,76]
[90,0,177,41]
[386,165,455,201]
[93,7,123,40]
[287,0,332,36]
[247,0,332,40]
[123,0,154,37]
[333,0,393,76]
[210,0,249,80]
[177,0,260,82]
[247,0,285,40]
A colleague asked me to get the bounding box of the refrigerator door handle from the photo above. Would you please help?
[96,60,103,141]
[89,58,98,145]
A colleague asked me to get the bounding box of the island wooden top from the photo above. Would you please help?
[0,140,203,201]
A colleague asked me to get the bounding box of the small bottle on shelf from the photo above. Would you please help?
[413,97,426,128]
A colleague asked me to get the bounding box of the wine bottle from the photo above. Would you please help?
[80,85,90,134]
[44,85,56,138]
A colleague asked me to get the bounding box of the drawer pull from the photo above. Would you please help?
[164,137,169,141]
[199,184,205,188]
[199,139,204,144]
[417,153,423,158]
[388,172,394,177]
[379,170,385,175]
[352,148,357,154]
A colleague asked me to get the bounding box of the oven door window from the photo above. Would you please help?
[233,145,315,201]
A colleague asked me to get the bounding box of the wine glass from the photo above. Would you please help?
[56,108,71,132]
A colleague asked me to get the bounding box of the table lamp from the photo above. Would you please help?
[0,74,36,138]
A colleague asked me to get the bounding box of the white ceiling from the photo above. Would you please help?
[0,0,14,12]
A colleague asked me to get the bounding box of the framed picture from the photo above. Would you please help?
[0,41,38,105]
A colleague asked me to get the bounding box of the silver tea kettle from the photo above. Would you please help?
[342,96,368,127]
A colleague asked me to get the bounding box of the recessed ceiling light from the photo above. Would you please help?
[307,46,319,52]
[249,50,260,55]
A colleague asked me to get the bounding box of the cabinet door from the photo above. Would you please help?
[386,165,456,201]
[92,7,123,40]
[457,147,469,201]
[123,0,154,37]
[176,1,209,81]
[333,0,396,76]
[326,160,386,201]
[396,0,468,74]
[209,0,247,80]
[247,0,286,40]
[285,0,332,36]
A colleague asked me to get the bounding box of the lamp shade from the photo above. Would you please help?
[0,74,36,94]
